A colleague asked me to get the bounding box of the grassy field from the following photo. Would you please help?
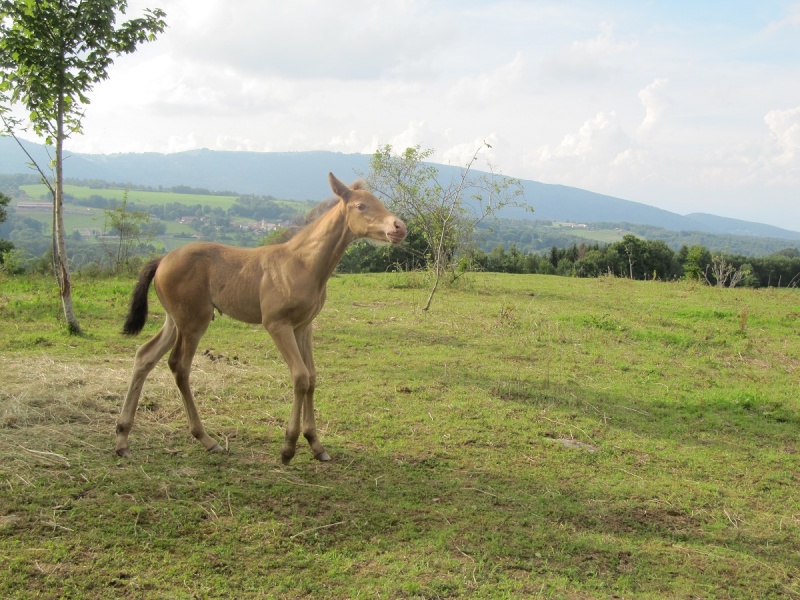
[0,272,798,598]
[18,184,240,210]
[13,185,302,253]
[15,185,239,237]
[17,206,104,234]
[552,224,635,244]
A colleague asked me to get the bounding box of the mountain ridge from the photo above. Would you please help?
[1,136,798,241]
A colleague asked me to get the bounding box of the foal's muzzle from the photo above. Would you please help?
[387,219,407,244]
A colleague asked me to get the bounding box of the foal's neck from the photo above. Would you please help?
[286,203,354,284]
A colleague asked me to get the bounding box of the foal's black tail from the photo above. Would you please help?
[122,258,162,336]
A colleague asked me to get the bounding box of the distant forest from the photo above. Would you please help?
[337,231,800,288]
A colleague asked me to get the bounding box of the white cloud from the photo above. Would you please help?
[764,3,800,33]
[538,111,624,160]
[328,130,357,148]
[446,52,526,108]
[212,135,261,152]
[765,106,800,169]
[164,133,202,154]
[441,135,499,169]
[637,78,670,135]
[524,111,644,190]
[696,106,800,189]
[387,121,431,153]
[162,0,455,80]
[542,21,638,81]
[572,21,638,56]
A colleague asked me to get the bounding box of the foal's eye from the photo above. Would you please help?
[356,203,366,212]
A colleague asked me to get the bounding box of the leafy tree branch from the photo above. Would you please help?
[367,143,527,310]
[0,0,166,333]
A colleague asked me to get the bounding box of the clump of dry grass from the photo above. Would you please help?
[1,356,126,430]
[0,352,280,461]
[0,356,181,467]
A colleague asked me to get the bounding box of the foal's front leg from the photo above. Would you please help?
[267,324,329,464]
[297,326,329,462]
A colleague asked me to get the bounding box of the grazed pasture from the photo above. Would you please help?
[18,184,239,209]
[0,272,798,598]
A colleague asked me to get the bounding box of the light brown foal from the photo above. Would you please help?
[116,173,407,463]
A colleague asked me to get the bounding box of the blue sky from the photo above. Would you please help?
[60,0,800,230]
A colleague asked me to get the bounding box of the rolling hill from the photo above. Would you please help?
[1,136,798,241]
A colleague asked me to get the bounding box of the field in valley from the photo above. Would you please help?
[0,272,798,598]
[11,184,294,256]
[18,184,240,210]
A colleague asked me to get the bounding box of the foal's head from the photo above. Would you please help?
[329,173,407,245]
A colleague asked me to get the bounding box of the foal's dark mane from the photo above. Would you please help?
[271,179,368,244]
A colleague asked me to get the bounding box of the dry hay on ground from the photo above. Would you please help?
[0,354,253,461]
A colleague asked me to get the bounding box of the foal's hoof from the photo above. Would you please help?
[116,447,131,458]
[208,443,225,453]
[315,451,331,462]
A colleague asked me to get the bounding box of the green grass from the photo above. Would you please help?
[552,224,636,244]
[0,272,798,598]
[13,204,105,233]
[19,184,239,209]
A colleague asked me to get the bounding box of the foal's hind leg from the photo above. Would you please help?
[116,316,177,456]
[168,326,223,452]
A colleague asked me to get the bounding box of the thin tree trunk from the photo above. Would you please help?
[422,263,441,311]
[51,200,58,275]
[423,221,447,311]
[54,95,82,335]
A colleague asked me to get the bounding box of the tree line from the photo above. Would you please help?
[338,233,800,288]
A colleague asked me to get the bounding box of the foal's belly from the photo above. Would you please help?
[212,288,263,324]
[213,288,324,328]
[221,304,264,325]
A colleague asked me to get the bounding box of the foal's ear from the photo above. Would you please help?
[328,172,352,202]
